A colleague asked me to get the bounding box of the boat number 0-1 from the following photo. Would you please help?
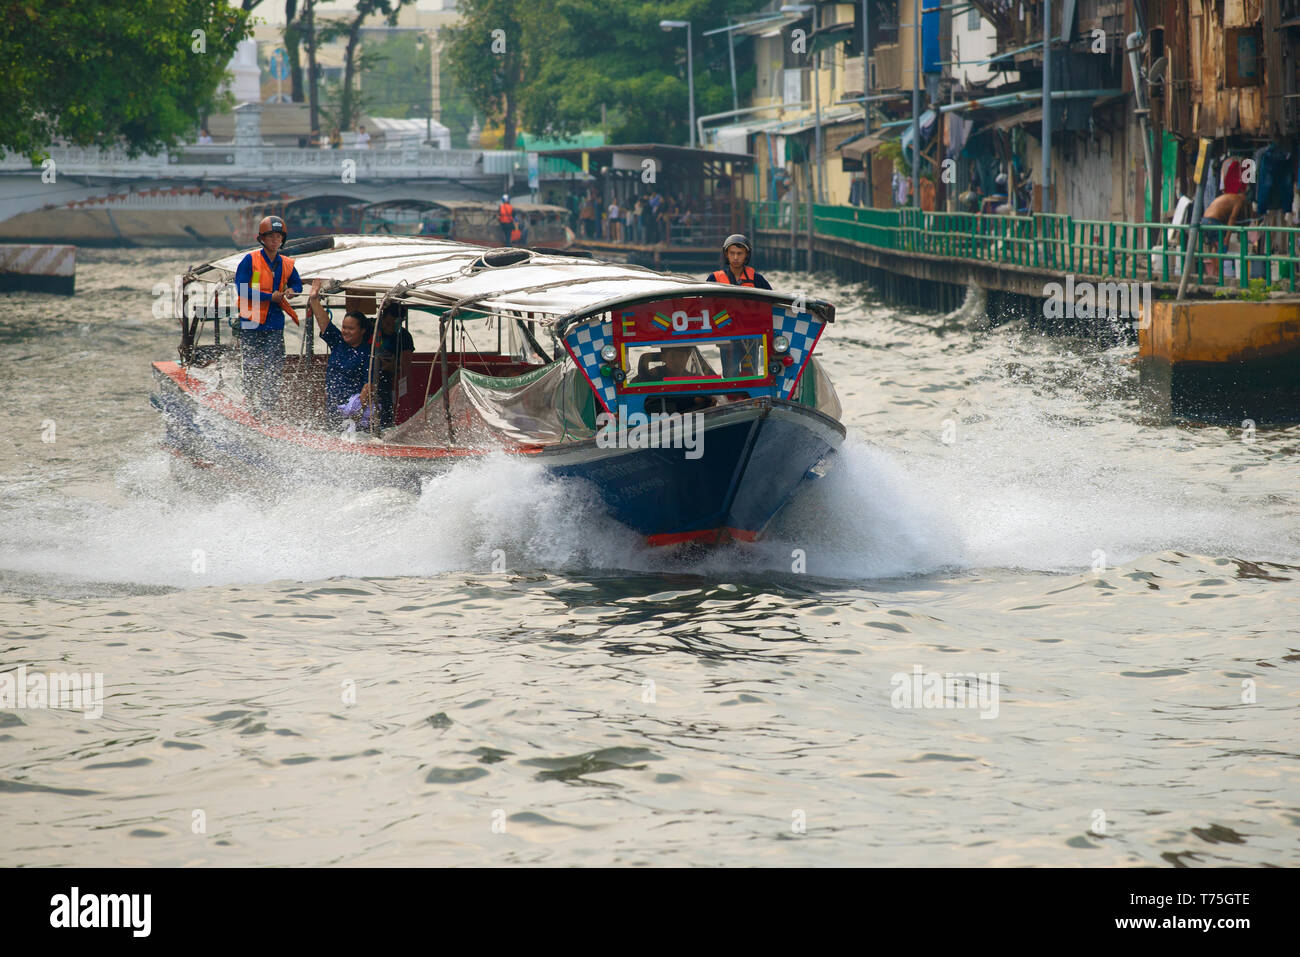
[672,309,711,332]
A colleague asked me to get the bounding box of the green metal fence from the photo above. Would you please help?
[750,201,1300,292]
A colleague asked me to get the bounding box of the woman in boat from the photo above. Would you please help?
[306,279,372,420]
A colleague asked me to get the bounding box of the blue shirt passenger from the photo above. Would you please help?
[306,281,372,415]
[320,314,373,410]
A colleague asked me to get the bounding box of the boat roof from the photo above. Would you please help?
[189,235,833,329]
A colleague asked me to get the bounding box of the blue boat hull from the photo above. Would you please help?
[537,399,843,545]
[151,365,842,545]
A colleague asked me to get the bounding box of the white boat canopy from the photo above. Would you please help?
[189,235,834,329]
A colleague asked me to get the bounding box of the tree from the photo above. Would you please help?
[531,0,754,143]
[442,0,533,151]
[318,0,414,133]
[443,0,754,148]
[285,0,323,135]
[438,61,479,148]
[0,0,251,159]
[282,0,304,103]
[363,33,432,121]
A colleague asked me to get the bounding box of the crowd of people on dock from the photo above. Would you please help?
[543,188,709,246]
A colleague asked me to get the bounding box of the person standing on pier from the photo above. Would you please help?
[606,199,621,242]
[1202,191,1247,241]
[629,196,644,244]
[498,194,516,246]
[708,234,772,290]
[236,216,302,415]
[579,194,597,239]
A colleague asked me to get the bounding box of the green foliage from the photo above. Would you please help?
[0,0,251,159]
[361,32,432,120]
[444,0,758,146]
[442,0,530,146]
[1239,278,1270,302]
[316,0,412,131]
[878,139,907,176]
[317,46,402,129]
[439,62,479,148]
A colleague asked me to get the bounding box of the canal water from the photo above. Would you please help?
[1,247,1297,866]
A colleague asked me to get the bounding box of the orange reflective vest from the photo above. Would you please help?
[239,250,299,328]
[711,266,756,286]
[498,202,515,223]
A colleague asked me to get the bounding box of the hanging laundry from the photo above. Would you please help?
[946,113,972,158]
[1251,145,1269,213]
[1222,157,1244,194]
[1255,144,1295,212]
[892,170,910,206]
[920,178,936,212]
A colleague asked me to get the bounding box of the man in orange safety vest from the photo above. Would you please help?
[235,215,303,415]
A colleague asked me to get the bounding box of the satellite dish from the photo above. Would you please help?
[1149,56,1168,84]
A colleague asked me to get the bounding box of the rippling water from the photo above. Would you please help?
[1,248,1297,866]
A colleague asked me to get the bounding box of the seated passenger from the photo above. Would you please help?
[307,279,371,421]
[635,346,713,414]
[635,345,696,383]
[360,301,415,427]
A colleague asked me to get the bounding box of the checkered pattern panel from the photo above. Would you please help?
[771,307,823,398]
[564,320,617,412]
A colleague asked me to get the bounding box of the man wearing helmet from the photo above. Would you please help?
[497,194,515,246]
[235,216,303,415]
[708,234,772,289]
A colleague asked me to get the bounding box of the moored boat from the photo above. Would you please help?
[152,235,843,546]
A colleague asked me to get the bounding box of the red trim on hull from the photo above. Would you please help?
[645,527,761,547]
[165,445,215,468]
[152,361,542,460]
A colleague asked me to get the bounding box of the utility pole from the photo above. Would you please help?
[659,20,696,148]
[305,0,319,136]
[814,46,823,203]
[727,17,738,112]
[686,23,696,148]
[1177,138,1212,301]
[911,0,920,208]
[1041,0,1052,212]
[861,0,871,207]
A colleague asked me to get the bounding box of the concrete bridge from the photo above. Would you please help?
[0,104,540,246]
[0,104,524,184]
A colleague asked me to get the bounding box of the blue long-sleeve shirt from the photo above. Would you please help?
[235,250,302,330]
[320,323,372,410]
